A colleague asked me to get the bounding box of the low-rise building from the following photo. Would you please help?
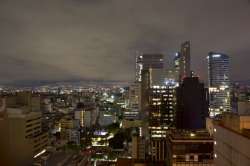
[132,135,146,160]
[0,99,48,166]
[166,129,214,166]
[207,113,250,166]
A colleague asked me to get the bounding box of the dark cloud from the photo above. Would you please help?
[0,0,250,84]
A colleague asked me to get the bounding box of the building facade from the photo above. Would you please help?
[207,113,250,166]
[166,129,214,166]
[136,54,164,82]
[207,52,231,117]
[179,41,191,81]
[125,82,141,120]
[149,85,176,135]
[0,106,48,166]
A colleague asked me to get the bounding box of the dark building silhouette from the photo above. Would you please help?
[176,77,209,129]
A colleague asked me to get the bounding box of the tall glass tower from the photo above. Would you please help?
[207,52,230,117]
[179,41,191,81]
[135,54,164,83]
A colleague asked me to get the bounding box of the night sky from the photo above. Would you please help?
[1,0,250,84]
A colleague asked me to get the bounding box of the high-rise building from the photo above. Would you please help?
[176,77,209,129]
[207,52,230,117]
[140,69,151,114]
[140,67,177,136]
[124,82,141,120]
[149,68,165,86]
[136,54,164,82]
[179,41,191,81]
[165,52,181,83]
[174,52,181,76]
[149,85,176,135]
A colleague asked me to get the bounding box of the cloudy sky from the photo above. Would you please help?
[1,0,250,84]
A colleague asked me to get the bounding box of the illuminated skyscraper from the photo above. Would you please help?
[165,52,181,83]
[179,41,191,81]
[135,54,164,82]
[174,52,181,79]
[149,85,176,134]
[207,52,230,117]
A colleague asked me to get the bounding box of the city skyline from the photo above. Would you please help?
[1,0,250,85]
[1,1,250,165]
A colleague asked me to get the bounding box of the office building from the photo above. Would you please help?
[207,52,230,117]
[147,84,177,162]
[74,102,97,127]
[132,135,146,160]
[174,52,181,78]
[207,113,250,166]
[149,85,176,135]
[98,111,116,126]
[176,77,209,129]
[5,91,41,112]
[231,85,250,115]
[150,138,167,162]
[136,54,164,82]
[179,41,191,81]
[59,116,80,142]
[149,68,165,86]
[166,129,214,166]
[124,82,141,120]
[141,69,150,114]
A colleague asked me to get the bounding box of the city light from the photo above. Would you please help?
[0,2,248,165]
[33,149,46,159]
[190,133,196,137]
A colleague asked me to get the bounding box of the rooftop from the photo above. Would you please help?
[212,112,250,139]
[168,129,213,141]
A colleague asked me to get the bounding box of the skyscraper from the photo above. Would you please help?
[124,82,141,120]
[176,77,209,129]
[149,85,176,133]
[173,52,181,81]
[174,52,181,74]
[207,52,230,117]
[179,41,191,81]
[135,54,164,82]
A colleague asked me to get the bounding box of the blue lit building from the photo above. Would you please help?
[207,52,231,117]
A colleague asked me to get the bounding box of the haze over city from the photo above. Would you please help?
[1,1,250,166]
[1,0,250,84]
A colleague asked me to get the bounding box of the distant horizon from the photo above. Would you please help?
[1,78,250,88]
